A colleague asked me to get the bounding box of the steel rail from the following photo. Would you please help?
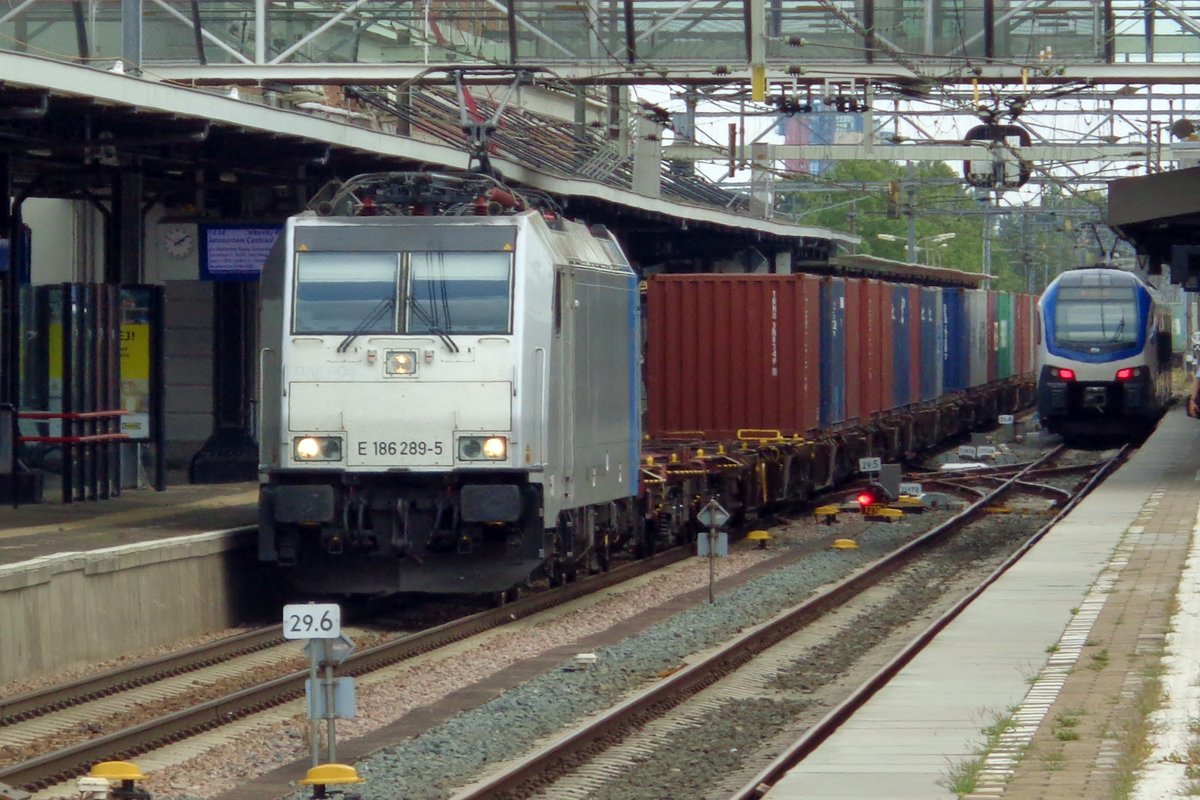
[727,444,1128,800]
[444,445,1072,800]
[0,547,690,791]
[0,626,285,725]
[908,458,1105,483]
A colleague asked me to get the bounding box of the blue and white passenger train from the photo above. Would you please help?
[1036,266,1173,439]
[257,173,642,596]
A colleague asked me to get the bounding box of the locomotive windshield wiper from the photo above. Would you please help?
[408,297,460,353]
[1109,317,1126,342]
[337,296,395,353]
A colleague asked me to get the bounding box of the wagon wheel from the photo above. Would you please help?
[593,533,611,573]
[491,585,522,607]
[547,557,579,587]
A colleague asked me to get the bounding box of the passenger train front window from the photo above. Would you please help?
[294,252,398,334]
[1053,286,1138,348]
[407,253,512,334]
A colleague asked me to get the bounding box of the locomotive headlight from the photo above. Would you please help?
[294,436,343,462]
[385,349,418,375]
[482,436,507,459]
[458,435,508,461]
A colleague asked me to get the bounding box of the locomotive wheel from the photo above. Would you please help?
[491,586,522,607]
[548,561,578,587]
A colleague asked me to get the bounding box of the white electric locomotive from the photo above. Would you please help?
[257,173,641,595]
[1036,266,1173,439]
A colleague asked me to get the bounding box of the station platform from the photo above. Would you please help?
[763,405,1200,799]
[0,475,260,685]
[0,474,257,566]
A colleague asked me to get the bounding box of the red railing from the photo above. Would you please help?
[18,409,128,503]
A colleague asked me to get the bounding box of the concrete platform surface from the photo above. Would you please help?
[0,472,256,565]
[765,407,1200,800]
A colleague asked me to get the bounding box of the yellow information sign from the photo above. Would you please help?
[119,297,152,439]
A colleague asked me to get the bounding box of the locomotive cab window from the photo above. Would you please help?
[406,252,513,334]
[292,250,512,335]
[294,252,398,334]
[1053,285,1139,350]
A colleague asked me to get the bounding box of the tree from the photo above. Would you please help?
[775,161,1104,293]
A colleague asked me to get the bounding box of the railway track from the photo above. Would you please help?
[2,437,1115,800]
[0,548,692,792]
[438,444,1126,800]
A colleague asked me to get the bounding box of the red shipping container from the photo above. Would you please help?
[643,274,820,440]
[864,280,883,417]
[1022,293,1034,375]
[843,278,864,423]
[859,280,876,417]
[870,280,893,416]
[1025,293,1040,375]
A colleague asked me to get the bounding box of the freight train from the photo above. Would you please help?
[257,172,1038,598]
[1036,266,1173,440]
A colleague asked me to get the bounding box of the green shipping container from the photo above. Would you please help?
[996,292,1014,379]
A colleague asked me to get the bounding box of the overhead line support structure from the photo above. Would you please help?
[147,63,1200,88]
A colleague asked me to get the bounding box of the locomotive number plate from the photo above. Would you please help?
[357,440,446,457]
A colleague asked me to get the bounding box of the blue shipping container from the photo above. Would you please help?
[892,284,912,407]
[820,278,846,426]
[919,287,942,401]
[942,288,968,392]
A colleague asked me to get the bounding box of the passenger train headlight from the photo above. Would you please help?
[385,349,418,376]
[294,436,343,462]
[458,436,507,461]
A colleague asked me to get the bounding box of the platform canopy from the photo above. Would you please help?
[1108,168,1200,289]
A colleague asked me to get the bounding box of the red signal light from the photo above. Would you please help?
[856,492,876,507]
[1115,367,1134,381]
[1056,368,1076,380]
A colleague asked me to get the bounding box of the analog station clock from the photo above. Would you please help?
[160,225,195,258]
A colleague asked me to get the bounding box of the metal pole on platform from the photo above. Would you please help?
[708,523,717,604]
[323,640,338,762]
[905,162,917,263]
[308,648,320,767]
